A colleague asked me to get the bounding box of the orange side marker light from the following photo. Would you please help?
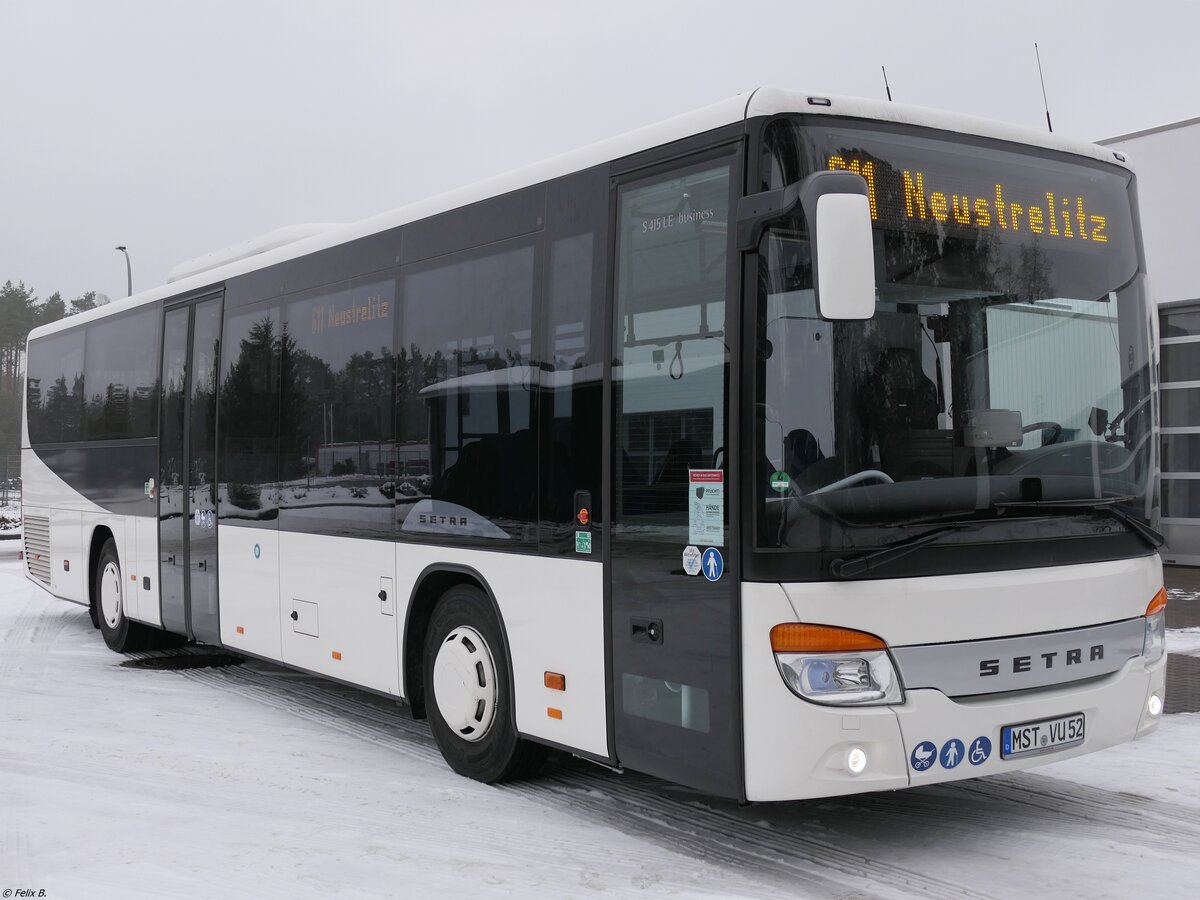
[1146,586,1167,616]
[236,626,245,635]
[544,672,566,691]
[547,707,562,720]
[332,651,342,661]
[770,623,887,653]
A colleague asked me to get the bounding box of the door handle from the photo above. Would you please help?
[378,589,387,602]
[631,617,663,644]
[197,560,207,570]
[290,611,299,621]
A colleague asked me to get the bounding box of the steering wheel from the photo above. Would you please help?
[1022,421,1063,445]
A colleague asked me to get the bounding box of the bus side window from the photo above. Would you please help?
[540,168,606,551]
[399,239,538,543]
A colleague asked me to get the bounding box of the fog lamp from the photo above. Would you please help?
[1148,694,1163,717]
[847,746,868,774]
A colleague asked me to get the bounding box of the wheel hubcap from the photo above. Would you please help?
[100,561,122,628]
[432,625,498,742]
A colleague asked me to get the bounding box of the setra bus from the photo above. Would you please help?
[20,88,1166,801]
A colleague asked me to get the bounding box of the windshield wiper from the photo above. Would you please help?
[829,523,970,579]
[993,496,1163,549]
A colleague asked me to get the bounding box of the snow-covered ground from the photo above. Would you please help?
[2,549,1199,900]
[1168,627,1200,657]
[0,501,19,540]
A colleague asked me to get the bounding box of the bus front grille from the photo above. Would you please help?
[23,516,51,586]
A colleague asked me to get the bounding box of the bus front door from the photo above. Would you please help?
[159,293,222,643]
[608,149,743,798]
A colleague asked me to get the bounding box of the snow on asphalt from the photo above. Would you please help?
[2,551,1198,900]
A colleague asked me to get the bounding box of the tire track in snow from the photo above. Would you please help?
[163,655,992,900]
[0,594,75,679]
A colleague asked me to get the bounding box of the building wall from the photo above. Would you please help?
[1101,118,1200,306]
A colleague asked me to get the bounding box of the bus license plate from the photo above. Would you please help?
[1001,712,1085,759]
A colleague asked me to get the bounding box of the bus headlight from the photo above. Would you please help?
[1142,587,1167,664]
[769,623,904,706]
[774,650,903,705]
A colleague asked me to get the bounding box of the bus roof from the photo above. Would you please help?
[29,87,1131,342]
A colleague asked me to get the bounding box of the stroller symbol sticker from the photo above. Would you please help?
[911,741,937,771]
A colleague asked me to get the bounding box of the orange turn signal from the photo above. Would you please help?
[547,707,562,720]
[544,672,566,691]
[1145,586,1167,617]
[770,623,887,653]
[332,651,342,661]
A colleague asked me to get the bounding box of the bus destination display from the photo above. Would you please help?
[807,128,1130,252]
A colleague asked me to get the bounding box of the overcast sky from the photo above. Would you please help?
[2,0,1196,304]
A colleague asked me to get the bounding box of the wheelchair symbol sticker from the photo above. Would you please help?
[910,741,937,771]
[968,736,992,766]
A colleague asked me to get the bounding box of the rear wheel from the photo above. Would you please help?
[95,538,170,652]
[423,584,548,783]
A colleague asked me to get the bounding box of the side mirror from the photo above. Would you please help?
[736,170,877,320]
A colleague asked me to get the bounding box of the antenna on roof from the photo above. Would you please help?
[881,66,893,102]
[1034,43,1053,132]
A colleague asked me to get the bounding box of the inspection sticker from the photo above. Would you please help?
[575,531,592,554]
[688,469,724,546]
[682,545,702,576]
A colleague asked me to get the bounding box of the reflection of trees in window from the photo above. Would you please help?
[220,314,281,504]
[44,373,84,441]
[279,329,393,484]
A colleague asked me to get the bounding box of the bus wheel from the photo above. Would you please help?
[95,538,158,653]
[423,584,548,783]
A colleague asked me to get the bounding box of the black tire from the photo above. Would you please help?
[94,538,171,653]
[423,584,549,783]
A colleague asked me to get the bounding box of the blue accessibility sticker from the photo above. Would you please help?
[940,738,966,769]
[702,547,724,582]
[967,736,992,766]
[910,741,937,772]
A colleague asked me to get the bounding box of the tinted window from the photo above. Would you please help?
[1162,478,1200,519]
[399,239,537,542]
[279,278,395,538]
[219,303,282,524]
[26,330,85,443]
[1161,343,1200,383]
[1161,309,1200,338]
[540,171,606,549]
[613,162,731,543]
[84,307,159,440]
[1161,387,1200,428]
[1162,434,1200,473]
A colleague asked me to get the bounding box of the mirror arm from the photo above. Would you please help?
[735,183,804,251]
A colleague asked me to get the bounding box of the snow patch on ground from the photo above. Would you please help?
[1168,627,1200,657]
[0,501,19,539]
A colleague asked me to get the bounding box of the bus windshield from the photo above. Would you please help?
[754,121,1154,560]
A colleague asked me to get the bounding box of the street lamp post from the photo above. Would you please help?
[115,245,132,297]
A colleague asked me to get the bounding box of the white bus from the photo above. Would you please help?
[20,88,1166,801]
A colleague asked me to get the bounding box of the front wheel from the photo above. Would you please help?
[95,538,168,653]
[423,584,548,783]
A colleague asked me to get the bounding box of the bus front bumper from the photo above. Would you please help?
[743,612,1165,803]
